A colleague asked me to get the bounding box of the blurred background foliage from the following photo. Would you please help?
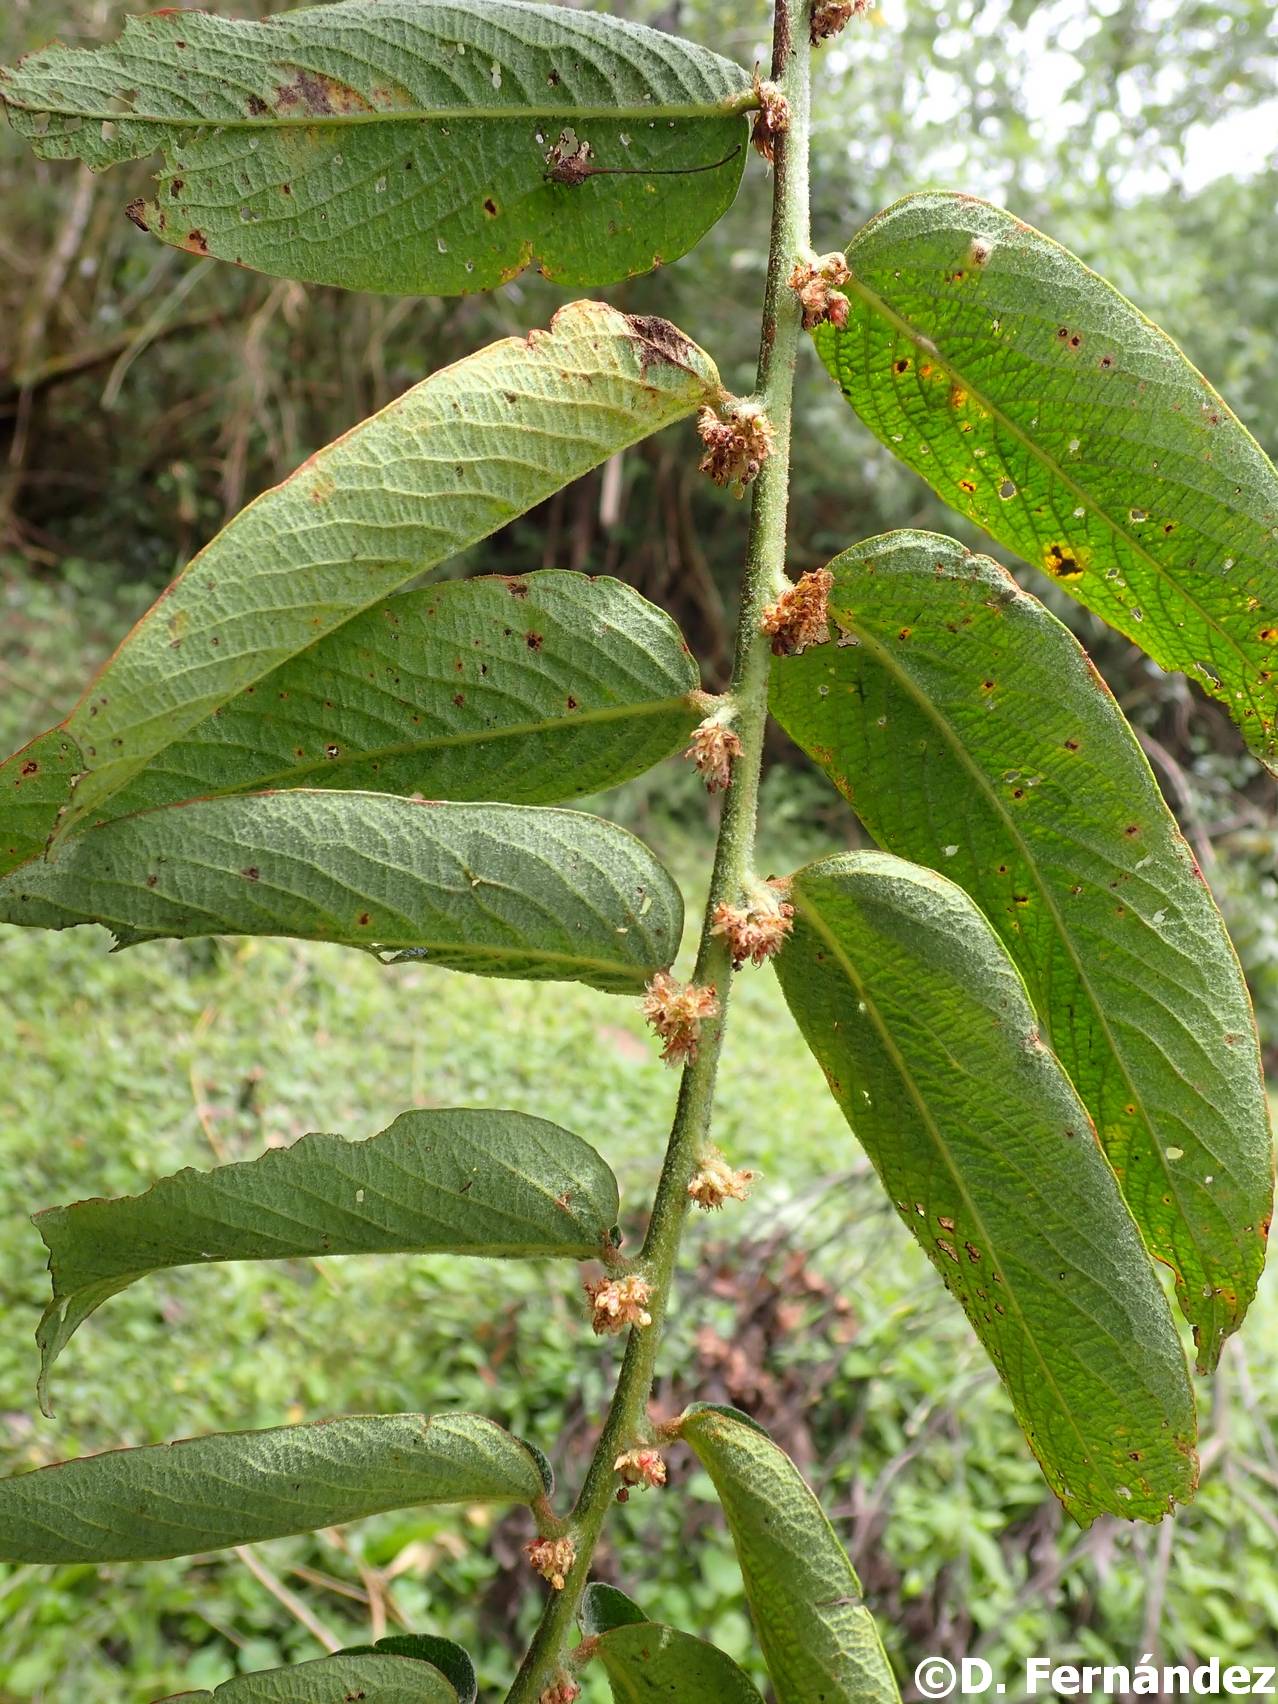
[2,0,1278,1698]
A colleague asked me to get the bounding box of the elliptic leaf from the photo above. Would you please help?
[0,0,750,293]
[816,192,1278,765]
[341,1637,475,1704]
[593,1622,766,1702]
[99,573,705,819]
[161,1652,457,1703]
[580,1582,648,1637]
[35,1107,620,1413]
[677,1406,900,1704]
[0,792,683,994]
[0,301,718,855]
[771,532,1273,1369]
[774,852,1199,1523]
[0,1412,544,1562]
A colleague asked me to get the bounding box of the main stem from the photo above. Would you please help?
[507,6,811,1696]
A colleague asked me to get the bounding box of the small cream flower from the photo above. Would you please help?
[685,715,743,793]
[525,1535,576,1591]
[642,970,720,1066]
[614,1447,668,1490]
[585,1274,654,1336]
[688,1145,758,1211]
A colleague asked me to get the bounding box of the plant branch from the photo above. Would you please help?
[504,2,812,1695]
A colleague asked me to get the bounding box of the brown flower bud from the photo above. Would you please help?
[789,253,852,331]
[810,0,872,43]
[539,1680,582,1704]
[761,568,834,656]
[642,969,721,1066]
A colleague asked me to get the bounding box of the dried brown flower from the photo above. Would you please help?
[750,75,790,163]
[761,567,834,655]
[789,252,852,330]
[539,1680,582,1704]
[810,0,872,44]
[642,970,721,1066]
[697,401,775,498]
[614,1447,668,1490]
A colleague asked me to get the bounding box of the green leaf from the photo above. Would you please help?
[592,1621,766,1702]
[677,1406,900,1704]
[34,1106,620,1414]
[0,300,719,860]
[340,1637,475,1704]
[0,792,682,993]
[97,572,704,820]
[0,1412,544,1562]
[159,1652,458,1702]
[770,531,1274,1369]
[0,0,750,294]
[773,851,1199,1523]
[815,191,1278,766]
[580,1582,649,1637]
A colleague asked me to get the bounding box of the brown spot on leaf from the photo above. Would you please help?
[623,314,697,375]
[1043,542,1084,580]
[483,197,498,217]
[242,867,260,881]
[125,199,150,232]
[526,631,544,650]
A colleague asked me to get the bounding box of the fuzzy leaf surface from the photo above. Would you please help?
[163,1652,457,1703]
[35,1107,619,1412]
[774,852,1199,1522]
[0,301,718,854]
[815,192,1278,765]
[770,531,1273,1368]
[0,792,682,992]
[594,1622,766,1701]
[0,0,749,293]
[0,1413,543,1562]
[678,1405,900,1704]
[100,572,703,818]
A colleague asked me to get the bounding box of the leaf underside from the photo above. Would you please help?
[815,191,1278,767]
[0,0,749,293]
[98,572,704,820]
[159,1652,459,1703]
[35,1106,620,1413]
[0,792,683,992]
[0,1412,543,1563]
[770,530,1273,1368]
[0,300,719,855]
[774,852,1199,1523]
[594,1621,766,1701]
[678,1405,901,1704]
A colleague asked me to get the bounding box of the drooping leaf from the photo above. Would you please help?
[0,0,751,294]
[340,1637,475,1704]
[677,1405,900,1704]
[580,1582,649,1637]
[774,852,1199,1522]
[158,1651,458,1703]
[35,1107,620,1413]
[592,1621,766,1702]
[98,572,705,820]
[0,1412,544,1562]
[770,531,1273,1370]
[0,301,718,857]
[815,191,1278,766]
[0,792,682,993]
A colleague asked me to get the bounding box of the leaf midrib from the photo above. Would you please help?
[153,691,698,797]
[4,96,754,127]
[792,884,1107,1505]
[841,271,1260,697]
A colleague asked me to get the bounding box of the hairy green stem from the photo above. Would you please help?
[505,4,811,1696]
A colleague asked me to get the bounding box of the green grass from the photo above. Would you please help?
[2,560,1278,1701]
